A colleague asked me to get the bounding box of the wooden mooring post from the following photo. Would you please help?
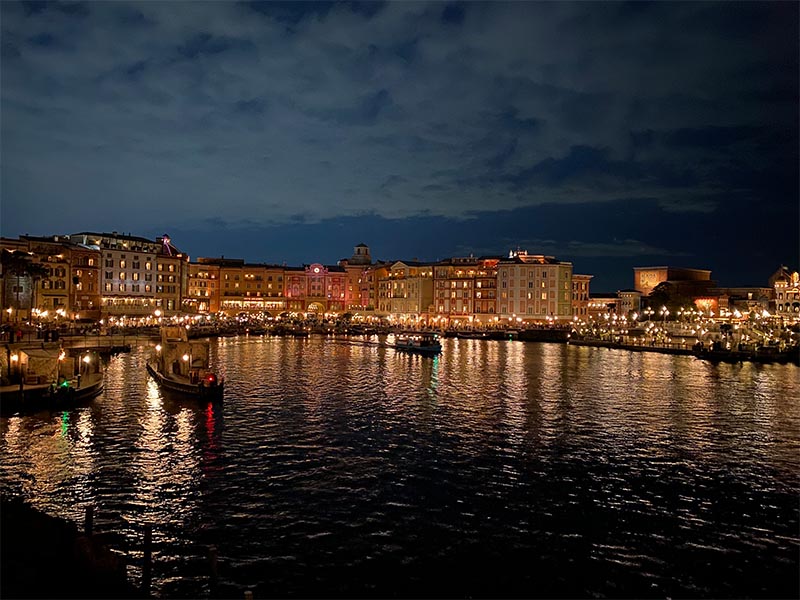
[84,505,94,537]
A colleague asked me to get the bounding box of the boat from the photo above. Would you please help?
[456,331,489,339]
[146,326,224,401]
[393,331,442,355]
[0,347,104,413]
[48,368,104,403]
[692,341,799,365]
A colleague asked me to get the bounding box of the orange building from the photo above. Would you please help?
[633,266,713,296]
[433,256,500,326]
[70,245,102,322]
[338,243,374,311]
[571,274,593,320]
[186,260,221,313]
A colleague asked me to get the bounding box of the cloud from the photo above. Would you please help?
[0,0,796,236]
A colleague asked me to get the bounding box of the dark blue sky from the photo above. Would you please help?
[2,1,797,291]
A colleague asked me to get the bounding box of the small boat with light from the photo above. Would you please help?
[0,347,103,412]
[393,331,442,355]
[146,326,224,401]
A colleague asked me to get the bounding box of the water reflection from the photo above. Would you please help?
[0,338,797,598]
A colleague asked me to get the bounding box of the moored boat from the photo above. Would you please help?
[456,331,489,340]
[394,331,442,355]
[146,327,224,401]
[0,347,104,412]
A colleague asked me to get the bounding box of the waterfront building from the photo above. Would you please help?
[281,262,348,315]
[307,263,348,314]
[69,244,102,322]
[497,250,573,322]
[587,294,619,321]
[212,260,286,316]
[379,261,434,323]
[2,237,49,324]
[67,232,188,319]
[772,266,800,318]
[633,266,715,297]
[715,287,773,315]
[359,261,390,315]
[617,289,642,316]
[572,274,593,321]
[284,266,305,313]
[338,244,374,311]
[473,259,500,323]
[18,236,71,320]
[154,235,189,315]
[3,236,102,325]
[186,259,222,314]
[433,256,500,327]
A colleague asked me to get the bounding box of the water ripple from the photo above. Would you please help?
[1,337,798,598]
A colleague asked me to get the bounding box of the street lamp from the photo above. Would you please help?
[57,350,66,383]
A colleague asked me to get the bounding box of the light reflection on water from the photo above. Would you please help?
[1,336,798,598]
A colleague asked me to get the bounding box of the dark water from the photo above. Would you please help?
[1,336,798,598]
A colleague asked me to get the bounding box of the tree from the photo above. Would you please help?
[645,282,693,317]
[1,250,50,319]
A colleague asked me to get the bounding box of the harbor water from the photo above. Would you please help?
[1,335,798,597]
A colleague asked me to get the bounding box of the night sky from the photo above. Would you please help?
[1,1,797,291]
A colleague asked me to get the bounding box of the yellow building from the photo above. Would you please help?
[497,251,573,322]
[379,261,433,322]
[186,261,219,314]
[773,267,799,319]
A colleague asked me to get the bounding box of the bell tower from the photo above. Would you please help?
[349,243,371,265]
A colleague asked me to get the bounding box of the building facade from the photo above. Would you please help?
[68,232,188,318]
[617,289,642,316]
[186,260,222,314]
[497,251,573,322]
[571,274,593,320]
[378,261,434,321]
[587,294,619,321]
[432,257,500,326]
[772,267,800,318]
[633,266,714,296]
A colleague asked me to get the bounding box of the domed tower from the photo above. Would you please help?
[349,243,371,266]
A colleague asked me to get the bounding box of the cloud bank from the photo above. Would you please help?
[2,1,797,235]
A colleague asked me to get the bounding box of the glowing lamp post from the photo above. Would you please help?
[58,350,66,382]
[9,353,18,380]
